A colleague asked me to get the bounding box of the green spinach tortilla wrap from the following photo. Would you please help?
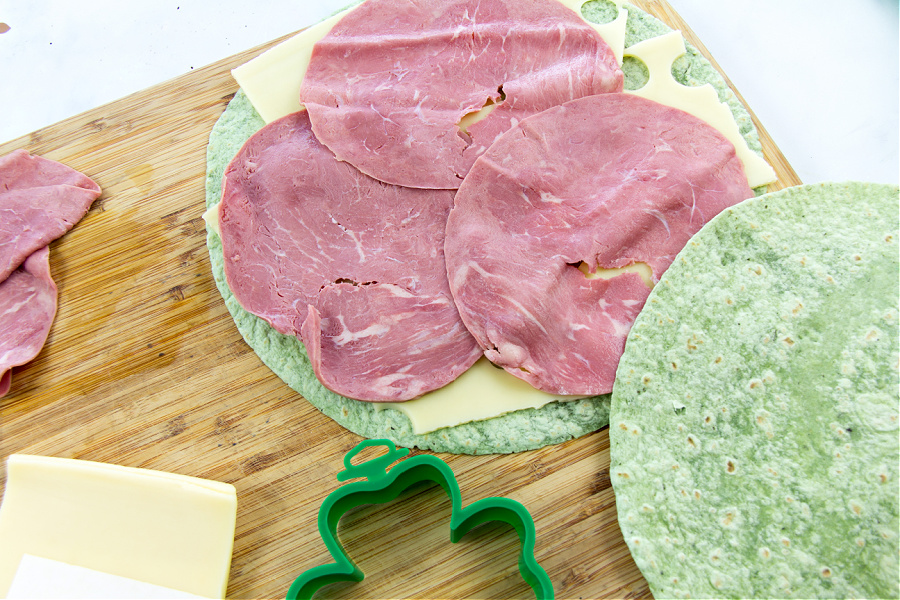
[610,182,899,598]
[205,2,768,454]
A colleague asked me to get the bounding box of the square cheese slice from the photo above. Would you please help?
[0,455,237,599]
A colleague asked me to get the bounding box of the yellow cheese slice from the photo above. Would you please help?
[377,357,583,434]
[578,260,654,287]
[0,455,237,599]
[231,6,355,123]
[624,31,777,188]
[202,202,222,238]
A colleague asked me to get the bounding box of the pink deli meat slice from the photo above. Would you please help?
[0,246,58,398]
[300,0,623,190]
[445,94,754,396]
[219,110,481,401]
[0,149,101,281]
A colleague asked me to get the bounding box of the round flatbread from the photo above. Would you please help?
[610,182,899,598]
[205,3,767,454]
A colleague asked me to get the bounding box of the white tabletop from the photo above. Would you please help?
[1,0,897,185]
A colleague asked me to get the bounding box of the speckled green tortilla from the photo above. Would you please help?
[610,182,899,598]
[205,3,768,455]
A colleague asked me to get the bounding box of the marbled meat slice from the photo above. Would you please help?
[0,246,58,397]
[219,110,481,401]
[445,94,754,396]
[300,0,623,190]
[0,149,101,281]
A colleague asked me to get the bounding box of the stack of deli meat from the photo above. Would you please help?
[217,0,761,406]
[0,149,101,397]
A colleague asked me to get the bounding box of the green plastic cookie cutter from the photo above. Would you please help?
[286,439,554,600]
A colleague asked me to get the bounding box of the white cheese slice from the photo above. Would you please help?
[0,455,237,599]
[624,31,777,188]
[377,357,583,434]
[8,555,204,599]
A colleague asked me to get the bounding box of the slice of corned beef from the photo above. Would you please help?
[218,110,481,401]
[445,94,754,396]
[300,0,622,189]
[0,149,101,281]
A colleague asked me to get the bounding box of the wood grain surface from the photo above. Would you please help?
[0,2,800,598]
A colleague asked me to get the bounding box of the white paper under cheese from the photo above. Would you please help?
[8,555,204,600]
[0,455,237,599]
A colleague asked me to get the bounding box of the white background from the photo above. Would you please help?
[0,0,897,185]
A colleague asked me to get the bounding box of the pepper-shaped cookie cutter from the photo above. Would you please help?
[286,439,554,600]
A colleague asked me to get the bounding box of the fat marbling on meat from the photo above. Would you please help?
[219,110,481,402]
[445,93,754,396]
[300,0,623,189]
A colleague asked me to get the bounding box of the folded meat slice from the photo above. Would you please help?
[445,94,754,396]
[0,247,58,398]
[300,0,623,189]
[0,149,102,281]
[219,110,481,401]
[0,149,100,398]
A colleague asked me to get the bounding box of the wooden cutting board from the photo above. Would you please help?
[0,1,800,598]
